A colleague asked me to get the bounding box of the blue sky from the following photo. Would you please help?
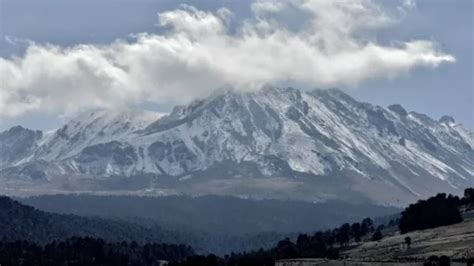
[0,0,472,130]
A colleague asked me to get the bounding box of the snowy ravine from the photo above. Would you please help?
[1,87,473,206]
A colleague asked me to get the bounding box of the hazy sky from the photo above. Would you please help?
[0,0,472,131]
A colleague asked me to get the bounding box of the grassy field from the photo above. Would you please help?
[276,259,467,265]
[343,216,474,261]
[276,211,474,265]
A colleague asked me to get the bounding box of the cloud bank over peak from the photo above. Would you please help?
[0,0,455,118]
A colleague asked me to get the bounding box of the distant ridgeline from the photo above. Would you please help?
[0,188,472,266]
[20,194,399,236]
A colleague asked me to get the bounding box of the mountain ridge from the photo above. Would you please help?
[1,87,473,206]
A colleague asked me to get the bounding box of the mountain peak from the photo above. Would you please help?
[388,104,408,117]
[0,125,43,166]
[1,86,472,206]
[439,115,456,125]
[1,125,41,136]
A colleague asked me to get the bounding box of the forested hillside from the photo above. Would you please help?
[20,194,399,235]
[399,188,474,233]
[171,188,474,265]
[1,196,284,254]
[0,237,194,266]
[1,188,472,265]
[0,196,167,244]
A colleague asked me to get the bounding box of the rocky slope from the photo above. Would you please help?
[1,87,473,205]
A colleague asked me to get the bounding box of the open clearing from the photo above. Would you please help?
[343,216,474,261]
[276,211,474,265]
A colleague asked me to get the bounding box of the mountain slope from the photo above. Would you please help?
[343,211,474,261]
[0,195,168,244]
[0,195,290,254]
[1,87,473,205]
[0,126,42,167]
[20,194,399,236]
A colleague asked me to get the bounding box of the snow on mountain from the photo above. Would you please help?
[0,126,42,167]
[1,87,472,205]
[33,109,162,162]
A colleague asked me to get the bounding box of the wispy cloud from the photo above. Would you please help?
[0,0,455,118]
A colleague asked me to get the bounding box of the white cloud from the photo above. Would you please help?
[0,0,455,118]
[251,0,286,15]
[398,0,416,15]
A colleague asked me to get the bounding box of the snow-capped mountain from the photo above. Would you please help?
[1,87,473,205]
